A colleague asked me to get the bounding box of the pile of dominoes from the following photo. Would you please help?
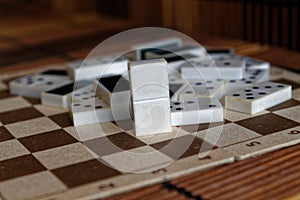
[8,37,292,137]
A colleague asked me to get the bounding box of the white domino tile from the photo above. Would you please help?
[225,82,292,114]
[66,56,128,80]
[128,59,169,101]
[177,81,225,100]
[9,74,70,98]
[181,58,245,80]
[70,99,131,126]
[41,81,90,108]
[94,75,130,107]
[171,98,224,126]
[132,98,172,136]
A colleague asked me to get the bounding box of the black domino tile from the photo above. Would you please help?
[206,48,232,54]
[39,69,68,76]
[98,75,129,93]
[45,80,90,95]
[164,54,197,63]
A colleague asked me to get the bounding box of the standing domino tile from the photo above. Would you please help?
[225,82,292,114]
[171,98,224,126]
[66,56,128,80]
[128,58,169,101]
[41,81,90,108]
[128,59,172,136]
[131,37,183,60]
[132,98,172,136]
[93,75,130,107]
[181,58,246,80]
[9,73,71,98]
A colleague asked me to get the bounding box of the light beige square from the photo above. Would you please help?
[0,171,66,200]
[137,127,188,144]
[34,104,69,116]
[274,105,300,123]
[102,146,173,173]
[34,143,95,169]
[292,88,300,101]
[64,122,122,141]
[0,96,31,113]
[224,126,300,160]
[225,109,270,122]
[0,139,30,161]
[5,117,60,138]
[196,123,261,147]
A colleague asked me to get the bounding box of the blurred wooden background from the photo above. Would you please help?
[0,0,299,51]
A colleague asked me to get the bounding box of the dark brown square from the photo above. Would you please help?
[19,129,77,152]
[23,96,41,105]
[273,78,300,89]
[151,135,215,159]
[236,113,300,135]
[0,126,14,142]
[49,113,73,128]
[0,107,43,124]
[267,99,300,112]
[180,120,230,133]
[0,90,14,100]
[52,159,120,187]
[0,155,46,182]
[84,132,146,157]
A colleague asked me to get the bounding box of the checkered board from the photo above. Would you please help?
[0,65,300,200]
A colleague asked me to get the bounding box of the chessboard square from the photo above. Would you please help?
[0,90,14,100]
[138,127,187,145]
[19,129,77,152]
[273,78,300,89]
[52,159,121,187]
[274,105,300,123]
[267,99,300,112]
[84,132,146,157]
[5,117,60,138]
[49,113,73,128]
[0,171,66,200]
[293,88,300,101]
[236,113,300,135]
[0,155,46,182]
[64,122,123,141]
[151,135,215,159]
[34,104,68,116]
[0,126,14,142]
[33,143,95,169]
[102,146,173,173]
[23,96,41,105]
[0,96,31,113]
[196,123,261,148]
[225,109,270,122]
[0,107,43,125]
[180,120,230,134]
[0,139,30,161]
